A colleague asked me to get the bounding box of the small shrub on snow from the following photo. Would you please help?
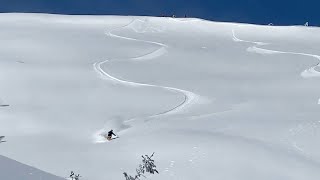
[123,152,159,180]
[69,171,81,180]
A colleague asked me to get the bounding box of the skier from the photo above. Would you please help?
[106,129,117,141]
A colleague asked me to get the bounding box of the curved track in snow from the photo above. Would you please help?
[92,19,203,141]
[232,30,320,78]
[232,29,320,156]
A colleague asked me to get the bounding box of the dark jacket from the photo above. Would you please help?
[108,130,116,137]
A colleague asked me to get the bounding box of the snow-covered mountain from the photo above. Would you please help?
[1,13,320,180]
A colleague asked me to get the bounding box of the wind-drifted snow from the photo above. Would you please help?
[1,13,320,180]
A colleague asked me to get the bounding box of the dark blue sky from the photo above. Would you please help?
[0,0,319,25]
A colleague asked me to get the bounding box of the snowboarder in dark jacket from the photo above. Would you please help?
[107,130,117,141]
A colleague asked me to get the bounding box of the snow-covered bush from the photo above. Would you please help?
[123,153,159,180]
[69,171,81,180]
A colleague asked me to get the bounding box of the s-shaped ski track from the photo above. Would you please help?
[93,18,204,135]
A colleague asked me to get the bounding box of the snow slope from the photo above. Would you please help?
[0,155,65,180]
[1,13,320,180]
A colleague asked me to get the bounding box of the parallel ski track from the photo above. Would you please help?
[93,18,202,124]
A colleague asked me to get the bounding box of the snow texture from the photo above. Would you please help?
[0,155,64,180]
[1,13,320,180]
